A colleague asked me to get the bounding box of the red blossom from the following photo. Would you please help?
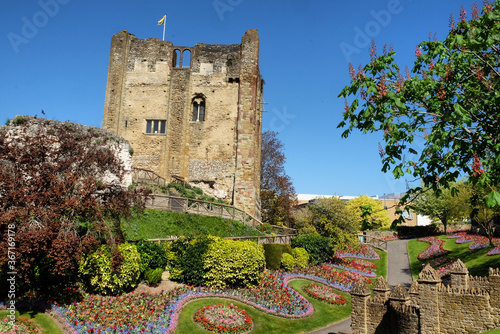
[415,46,422,58]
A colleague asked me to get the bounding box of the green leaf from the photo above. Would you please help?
[485,191,500,208]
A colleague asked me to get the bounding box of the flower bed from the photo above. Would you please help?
[435,260,458,278]
[448,232,500,252]
[289,265,358,291]
[194,303,252,333]
[420,256,452,271]
[335,245,380,260]
[488,246,500,256]
[0,318,18,334]
[328,257,376,277]
[32,255,376,334]
[351,259,377,270]
[417,237,451,260]
[56,271,318,334]
[302,284,346,305]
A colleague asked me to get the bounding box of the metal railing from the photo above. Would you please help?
[145,193,296,235]
[138,234,296,246]
[132,167,298,236]
[357,233,388,251]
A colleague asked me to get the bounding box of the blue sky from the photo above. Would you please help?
[1,0,478,197]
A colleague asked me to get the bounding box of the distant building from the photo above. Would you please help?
[296,193,430,227]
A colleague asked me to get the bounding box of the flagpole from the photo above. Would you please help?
[162,15,166,41]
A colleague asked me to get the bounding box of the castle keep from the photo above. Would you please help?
[102,30,263,217]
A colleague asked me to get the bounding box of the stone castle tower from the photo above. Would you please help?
[102,29,263,217]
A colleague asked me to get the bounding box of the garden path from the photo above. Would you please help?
[306,239,413,334]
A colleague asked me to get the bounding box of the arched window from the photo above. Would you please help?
[192,96,205,122]
[182,49,191,68]
[173,49,181,68]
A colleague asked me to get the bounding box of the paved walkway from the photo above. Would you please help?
[306,239,413,334]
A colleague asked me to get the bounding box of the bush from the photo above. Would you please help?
[291,234,333,265]
[262,223,272,234]
[144,267,163,287]
[281,253,296,271]
[169,235,215,286]
[396,225,440,238]
[79,243,141,295]
[292,247,309,269]
[263,244,284,269]
[203,238,265,288]
[135,240,168,271]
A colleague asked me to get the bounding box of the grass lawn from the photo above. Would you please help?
[373,248,388,280]
[0,309,63,334]
[120,209,263,240]
[174,248,387,334]
[408,235,500,279]
[174,279,352,334]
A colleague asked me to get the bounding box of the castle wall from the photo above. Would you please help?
[351,263,500,334]
[102,30,263,216]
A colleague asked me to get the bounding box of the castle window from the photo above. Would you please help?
[145,119,166,134]
[173,49,181,68]
[192,97,205,122]
[182,50,191,68]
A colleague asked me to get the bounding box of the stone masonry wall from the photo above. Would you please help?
[351,261,500,334]
[102,30,263,216]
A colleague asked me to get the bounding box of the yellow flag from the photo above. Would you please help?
[158,15,165,25]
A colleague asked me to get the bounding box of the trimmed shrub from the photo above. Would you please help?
[291,234,334,265]
[203,238,265,288]
[144,267,164,287]
[79,243,141,295]
[281,253,296,271]
[135,240,168,271]
[292,247,309,269]
[263,244,284,269]
[169,235,215,286]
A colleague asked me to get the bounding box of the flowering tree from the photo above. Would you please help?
[338,2,500,218]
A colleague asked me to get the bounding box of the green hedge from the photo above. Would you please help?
[135,240,168,272]
[79,243,141,295]
[168,235,215,286]
[291,234,334,265]
[204,238,265,288]
[263,244,283,269]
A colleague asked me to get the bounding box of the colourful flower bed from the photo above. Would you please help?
[302,284,346,305]
[335,245,380,260]
[194,303,252,333]
[435,260,458,278]
[18,247,382,334]
[417,236,451,260]
[488,246,500,256]
[328,257,376,277]
[0,318,18,334]
[56,271,317,334]
[351,259,377,270]
[448,232,500,253]
[289,265,358,291]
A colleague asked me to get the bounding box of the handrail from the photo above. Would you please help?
[130,234,296,245]
[357,233,388,251]
[145,193,296,235]
[131,167,297,235]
